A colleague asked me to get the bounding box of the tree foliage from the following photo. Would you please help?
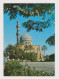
[4,4,55,19]
[45,53,55,61]
[28,45,33,52]
[5,43,24,59]
[46,34,55,46]
[22,19,51,32]
[24,45,29,52]
[4,60,54,76]
[4,4,55,45]
[5,44,14,55]
[49,53,55,61]
[41,45,47,56]
[4,44,37,61]
[25,52,37,61]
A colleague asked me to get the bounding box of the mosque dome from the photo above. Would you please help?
[20,33,32,45]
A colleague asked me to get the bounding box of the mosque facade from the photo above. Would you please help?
[16,21,43,61]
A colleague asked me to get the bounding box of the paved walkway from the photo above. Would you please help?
[20,62,55,73]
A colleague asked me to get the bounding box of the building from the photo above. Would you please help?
[16,21,43,61]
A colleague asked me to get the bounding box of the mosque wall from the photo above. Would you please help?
[37,50,42,60]
[20,45,42,60]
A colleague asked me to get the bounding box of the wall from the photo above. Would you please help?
[20,45,42,60]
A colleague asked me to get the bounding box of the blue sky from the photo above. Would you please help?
[4,13,55,55]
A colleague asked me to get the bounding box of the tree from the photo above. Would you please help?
[45,55,49,61]
[46,34,55,46]
[27,52,37,61]
[5,44,14,56]
[4,4,54,19]
[15,43,22,48]
[49,53,55,61]
[4,4,55,45]
[13,43,24,59]
[30,52,37,61]
[28,45,33,52]
[24,45,29,52]
[5,43,24,59]
[41,45,47,56]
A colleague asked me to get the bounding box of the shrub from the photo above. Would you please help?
[4,60,54,76]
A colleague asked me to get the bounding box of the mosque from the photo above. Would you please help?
[16,21,43,61]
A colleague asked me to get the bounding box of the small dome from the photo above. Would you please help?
[21,33,32,39]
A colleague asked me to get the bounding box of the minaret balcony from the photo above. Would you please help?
[16,25,20,28]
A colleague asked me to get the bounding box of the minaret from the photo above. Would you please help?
[16,21,20,43]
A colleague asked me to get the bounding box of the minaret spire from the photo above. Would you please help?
[16,21,20,43]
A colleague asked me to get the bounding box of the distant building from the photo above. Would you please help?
[16,21,43,61]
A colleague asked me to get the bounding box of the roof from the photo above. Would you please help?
[20,33,32,39]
